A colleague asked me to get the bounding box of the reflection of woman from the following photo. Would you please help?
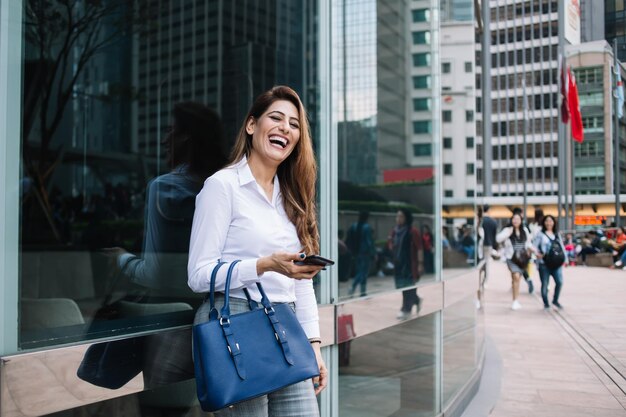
[496,213,533,311]
[109,102,227,388]
[388,209,423,320]
[114,102,227,294]
[188,86,328,415]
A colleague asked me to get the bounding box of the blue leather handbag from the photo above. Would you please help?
[192,261,320,412]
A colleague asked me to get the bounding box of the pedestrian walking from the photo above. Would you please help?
[497,213,533,310]
[534,215,565,310]
[481,204,497,285]
[345,211,376,297]
[388,208,424,320]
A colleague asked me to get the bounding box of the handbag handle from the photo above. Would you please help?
[208,262,226,320]
[218,260,297,366]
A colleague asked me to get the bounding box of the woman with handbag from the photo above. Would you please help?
[188,86,327,415]
[496,213,533,310]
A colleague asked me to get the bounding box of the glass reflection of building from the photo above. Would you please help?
[605,0,626,61]
[1,1,485,416]
[135,1,316,161]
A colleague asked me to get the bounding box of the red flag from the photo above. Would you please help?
[568,67,584,142]
[560,56,569,124]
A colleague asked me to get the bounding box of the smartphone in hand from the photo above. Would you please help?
[294,255,335,267]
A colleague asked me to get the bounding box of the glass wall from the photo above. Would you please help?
[0,0,485,416]
[334,0,439,302]
[18,0,319,351]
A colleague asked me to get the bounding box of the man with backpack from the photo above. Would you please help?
[533,214,565,310]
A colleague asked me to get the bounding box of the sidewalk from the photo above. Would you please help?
[475,261,626,417]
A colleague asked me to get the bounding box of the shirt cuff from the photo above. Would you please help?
[118,253,136,270]
[299,321,321,339]
[236,258,263,286]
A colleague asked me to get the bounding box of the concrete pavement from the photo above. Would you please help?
[474,260,626,417]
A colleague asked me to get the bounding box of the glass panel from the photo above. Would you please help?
[443,296,476,407]
[19,1,319,350]
[441,15,477,277]
[335,0,438,303]
[338,313,439,416]
[40,379,201,416]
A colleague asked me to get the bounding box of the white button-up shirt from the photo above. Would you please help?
[188,157,320,338]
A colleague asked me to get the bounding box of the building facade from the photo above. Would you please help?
[568,40,626,195]
[441,21,477,202]
[0,1,483,416]
[476,0,560,197]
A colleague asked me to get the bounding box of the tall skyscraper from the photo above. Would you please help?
[476,1,560,197]
[408,0,440,171]
[441,20,477,200]
[132,1,316,166]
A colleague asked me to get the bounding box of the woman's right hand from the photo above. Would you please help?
[256,252,324,279]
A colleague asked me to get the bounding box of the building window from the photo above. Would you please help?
[442,62,451,73]
[466,136,474,148]
[466,163,475,175]
[464,61,472,72]
[466,190,475,197]
[443,137,452,149]
[413,98,431,111]
[442,110,452,122]
[413,143,432,156]
[413,120,432,134]
[444,190,453,197]
[413,53,431,67]
[444,164,453,175]
[412,31,430,44]
[575,67,603,84]
[413,75,431,89]
[578,92,604,107]
[412,9,430,22]
[465,110,474,122]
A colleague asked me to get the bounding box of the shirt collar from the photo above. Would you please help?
[235,156,281,201]
[235,156,256,186]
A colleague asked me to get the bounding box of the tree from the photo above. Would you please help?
[22,0,156,241]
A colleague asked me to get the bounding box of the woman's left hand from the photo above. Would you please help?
[311,342,328,395]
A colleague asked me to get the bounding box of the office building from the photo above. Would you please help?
[567,40,626,195]
[476,1,560,197]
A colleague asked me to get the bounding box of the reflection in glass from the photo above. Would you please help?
[338,313,439,416]
[19,0,318,353]
[335,0,438,301]
[442,296,476,407]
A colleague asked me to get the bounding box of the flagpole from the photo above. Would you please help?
[557,1,566,231]
[615,38,621,228]
[522,77,528,220]
[571,132,576,231]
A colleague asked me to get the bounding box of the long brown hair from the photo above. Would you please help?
[230,86,319,254]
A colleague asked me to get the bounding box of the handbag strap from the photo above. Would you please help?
[219,260,242,318]
[256,280,295,365]
[219,260,296,368]
[208,262,226,321]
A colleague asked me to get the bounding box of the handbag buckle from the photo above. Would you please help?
[220,317,230,326]
[264,306,275,315]
[227,343,240,355]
